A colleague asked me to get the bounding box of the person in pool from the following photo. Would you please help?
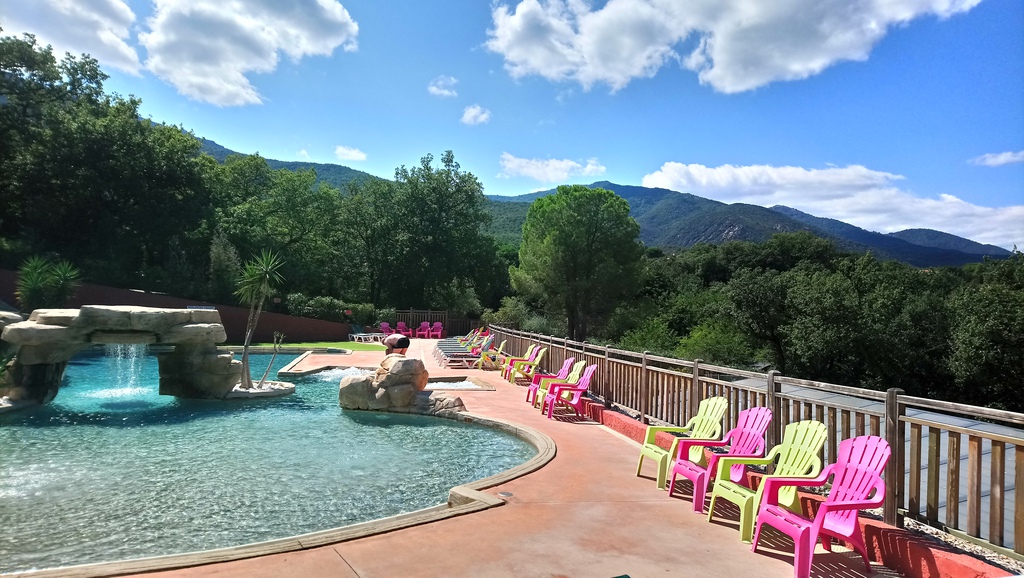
[382,333,410,355]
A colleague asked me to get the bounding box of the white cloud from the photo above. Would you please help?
[139,0,359,106]
[970,150,1024,167]
[0,0,141,73]
[486,0,982,93]
[642,162,1023,250]
[297,149,310,159]
[461,104,492,125]
[498,153,606,182]
[427,75,458,97]
[335,145,366,161]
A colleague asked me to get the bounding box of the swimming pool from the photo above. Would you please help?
[0,348,536,573]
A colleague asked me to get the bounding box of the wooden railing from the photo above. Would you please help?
[489,325,1024,560]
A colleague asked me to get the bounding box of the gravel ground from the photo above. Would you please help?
[862,509,1024,576]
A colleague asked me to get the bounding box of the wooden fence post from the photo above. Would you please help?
[766,370,781,450]
[603,344,612,407]
[885,387,905,527]
[689,359,702,420]
[640,351,650,425]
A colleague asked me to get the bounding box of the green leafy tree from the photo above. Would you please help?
[208,231,242,303]
[337,177,403,305]
[947,253,1024,410]
[725,267,792,373]
[216,157,343,295]
[618,317,680,356]
[511,185,644,340]
[235,250,284,390]
[0,30,214,288]
[339,152,493,309]
[676,321,757,367]
[391,151,491,308]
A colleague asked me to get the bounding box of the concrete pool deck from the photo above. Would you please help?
[116,339,900,578]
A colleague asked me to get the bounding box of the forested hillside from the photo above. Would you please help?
[489,181,1000,267]
[199,139,376,190]
[887,228,1012,256]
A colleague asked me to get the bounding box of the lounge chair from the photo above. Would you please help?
[525,357,575,403]
[636,396,728,490]
[542,364,598,419]
[529,360,585,408]
[428,322,443,338]
[507,347,547,384]
[396,322,413,337]
[667,406,772,513]
[414,321,431,339]
[751,435,890,578]
[706,420,829,542]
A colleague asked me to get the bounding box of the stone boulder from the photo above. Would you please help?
[338,354,464,417]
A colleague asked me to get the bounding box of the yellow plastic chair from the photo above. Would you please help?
[706,419,828,542]
[509,347,547,384]
[501,345,539,380]
[635,396,728,490]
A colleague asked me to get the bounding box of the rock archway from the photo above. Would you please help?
[0,306,242,405]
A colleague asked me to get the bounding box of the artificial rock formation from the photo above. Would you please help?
[338,354,465,417]
[0,305,243,405]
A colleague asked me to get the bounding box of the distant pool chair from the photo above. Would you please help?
[414,321,431,338]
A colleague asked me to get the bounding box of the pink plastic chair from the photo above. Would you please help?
[667,407,772,512]
[396,321,413,337]
[429,322,443,338]
[542,364,597,419]
[525,357,575,405]
[379,322,395,336]
[752,435,891,578]
[414,321,431,338]
[501,347,538,380]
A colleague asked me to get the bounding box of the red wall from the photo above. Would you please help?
[0,269,350,344]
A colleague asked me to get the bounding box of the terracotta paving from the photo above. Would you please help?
[131,339,893,578]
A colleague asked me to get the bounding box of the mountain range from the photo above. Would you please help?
[198,140,1009,268]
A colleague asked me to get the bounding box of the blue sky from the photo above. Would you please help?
[2,0,1022,248]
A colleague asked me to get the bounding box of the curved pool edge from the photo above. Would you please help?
[13,411,555,578]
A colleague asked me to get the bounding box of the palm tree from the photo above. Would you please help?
[235,250,284,389]
[15,256,82,313]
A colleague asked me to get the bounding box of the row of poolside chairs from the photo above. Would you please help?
[437,333,892,578]
[351,321,444,342]
[380,321,444,339]
[432,328,505,368]
[635,396,891,578]
[493,344,598,419]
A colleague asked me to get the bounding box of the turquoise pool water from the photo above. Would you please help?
[0,348,535,574]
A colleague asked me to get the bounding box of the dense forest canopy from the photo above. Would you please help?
[2,32,1021,411]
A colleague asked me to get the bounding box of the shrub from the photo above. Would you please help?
[347,303,376,325]
[374,307,396,326]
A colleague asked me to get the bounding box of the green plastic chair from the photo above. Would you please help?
[635,396,728,490]
[532,360,587,408]
[509,347,547,384]
[706,419,828,543]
